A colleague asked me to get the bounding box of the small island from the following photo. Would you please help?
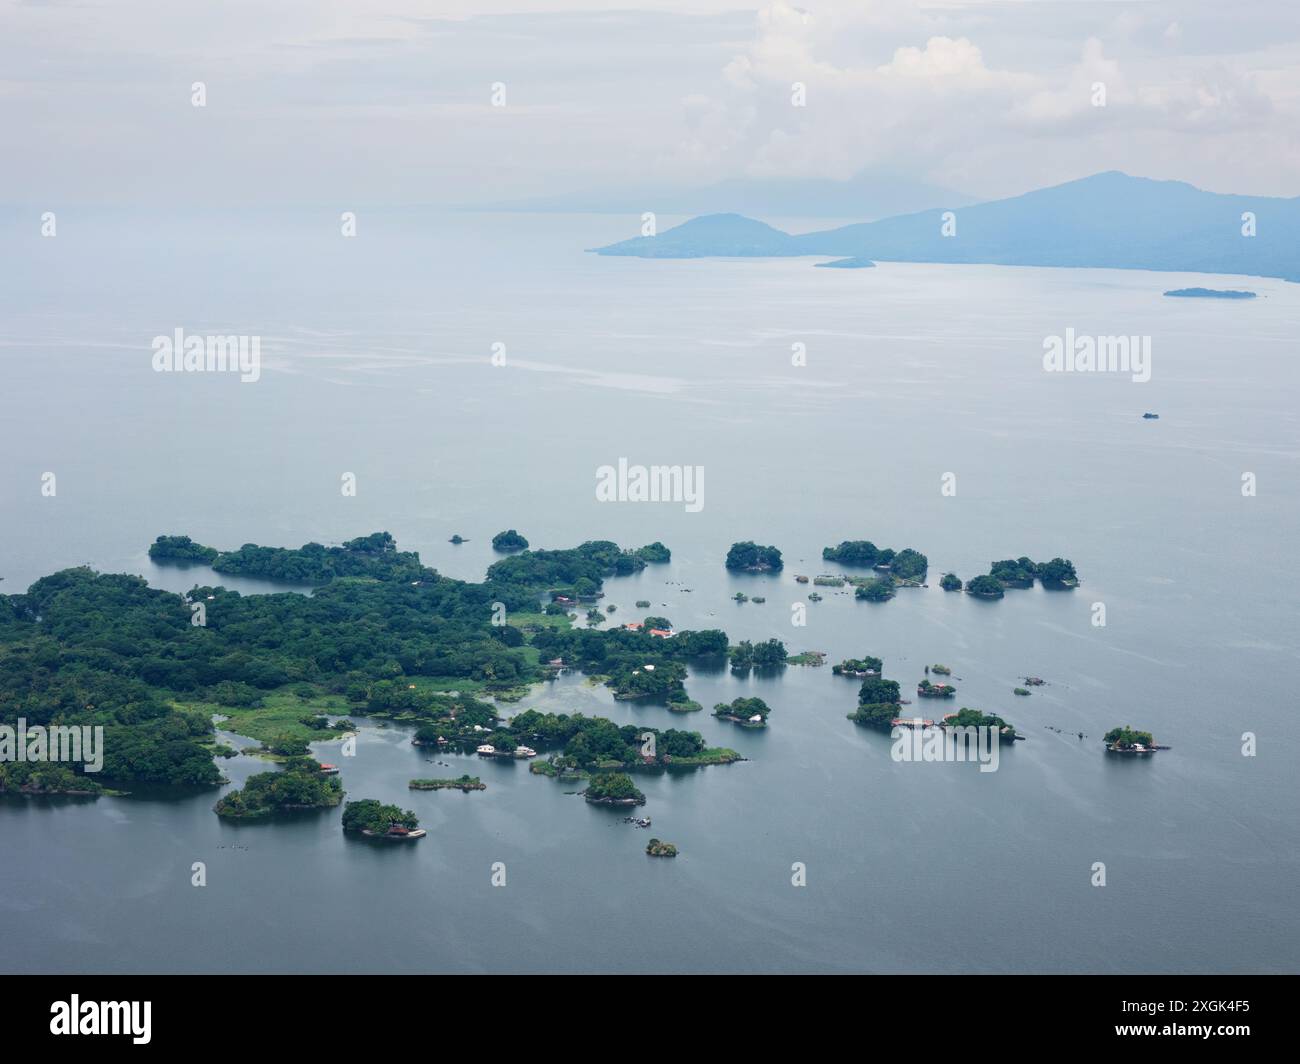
[713,696,771,728]
[823,541,928,579]
[964,574,1005,599]
[449,534,466,544]
[1103,726,1164,753]
[833,655,881,677]
[584,772,646,806]
[491,529,530,552]
[942,707,1021,742]
[409,775,485,792]
[725,541,783,572]
[342,798,425,838]
[847,675,904,730]
[215,758,344,819]
[854,577,895,602]
[729,638,788,672]
[1163,287,1256,299]
[917,679,956,698]
[148,534,219,564]
[939,572,962,591]
[645,838,678,857]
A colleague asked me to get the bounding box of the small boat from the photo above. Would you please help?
[317,764,340,775]
[1142,412,1160,420]
[363,825,427,840]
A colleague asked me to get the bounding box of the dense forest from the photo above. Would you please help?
[0,532,717,790]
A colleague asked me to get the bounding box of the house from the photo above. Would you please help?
[624,621,644,631]
[476,744,496,756]
[648,628,674,638]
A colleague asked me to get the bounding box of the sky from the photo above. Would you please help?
[3,0,1299,207]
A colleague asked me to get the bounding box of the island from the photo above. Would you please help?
[636,541,671,563]
[491,529,530,552]
[214,758,344,819]
[972,556,1079,592]
[1163,287,1256,299]
[148,534,219,564]
[941,708,1021,742]
[814,257,875,269]
[854,577,895,602]
[1103,726,1163,753]
[917,679,956,698]
[725,541,783,572]
[847,675,904,730]
[0,530,746,792]
[589,172,1300,287]
[583,772,646,806]
[964,574,1005,599]
[833,655,882,677]
[645,838,678,857]
[822,540,928,579]
[713,696,771,728]
[409,775,485,791]
[939,572,962,591]
[342,799,424,838]
[449,534,466,544]
[729,638,788,672]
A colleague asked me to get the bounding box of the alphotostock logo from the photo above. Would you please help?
[151,328,261,382]
[595,458,704,513]
[0,718,104,772]
[891,724,1000,773]
[1042,328,1151,383]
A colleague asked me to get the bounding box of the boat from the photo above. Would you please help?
[317,764,340,775]
[1142,412,1160,419]
[362,825,427,840]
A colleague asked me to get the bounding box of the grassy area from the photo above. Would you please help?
[178,687,353,746]
[507,611,573,630]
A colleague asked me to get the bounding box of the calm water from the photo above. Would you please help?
[1,210,1298,972]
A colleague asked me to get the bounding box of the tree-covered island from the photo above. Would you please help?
[713,696,771,727]
[833,655,882,677]
[342,799,423,838]
[491,529,530,552]
[847,674,905,730]
[1103,726,1160,753]
[214,757,344,819]
[967,557,1079,595]
[149,535,220,565]
[725,542,783,572]
[584,772,646,806]
[728,638,788,672]
[0,532,732,793]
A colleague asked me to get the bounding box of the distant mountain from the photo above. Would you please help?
[473,171,972,220]
[592,172,1300,282]
[589,214,806,258]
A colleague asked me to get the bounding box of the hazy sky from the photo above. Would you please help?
[5,0,1299,206]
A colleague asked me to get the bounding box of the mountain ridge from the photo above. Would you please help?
[591,172,1300,282]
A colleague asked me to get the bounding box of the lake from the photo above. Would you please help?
[1,209,1297,972]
